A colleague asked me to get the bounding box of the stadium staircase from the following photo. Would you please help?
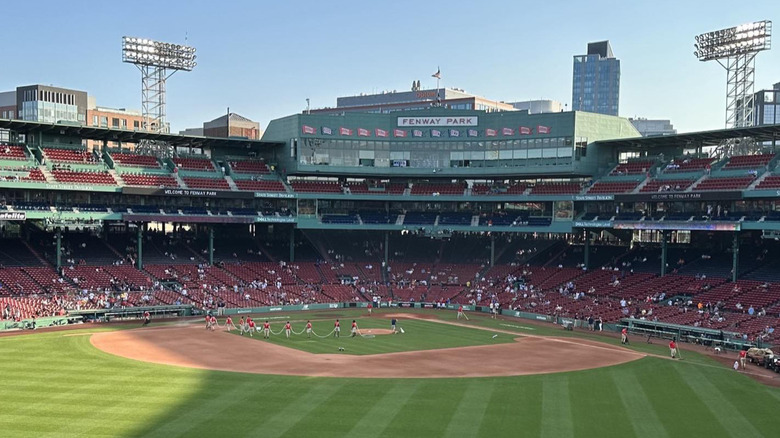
[225,175,238,191]
[748,172,771,190]
[685,174,710,192]
[173,172,186,188]
[38,165,55,183]
[395,215,405,225]
[20,241,49,266]
[632,177,651,193]
[108,169,124,185]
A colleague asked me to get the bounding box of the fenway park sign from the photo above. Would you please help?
[397,116,478,127]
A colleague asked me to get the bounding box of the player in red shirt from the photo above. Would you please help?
[247,318,256,337]
[263,321,271,339]
[238,317,246,335]
[621,327,629,345]
[351,320,358,338]
[367,302,373,316]
[669,339,677,359]
[225,315,234,332]
[739,349,747,370]
[284,321,292,339]
[205,314,212,330]
[210,315,217,332]
[334,319,341,338]
[142,311,150,326]
[457,305,464,319]
[306,320,312,338]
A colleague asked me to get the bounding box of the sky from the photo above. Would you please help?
[1,0,779,134]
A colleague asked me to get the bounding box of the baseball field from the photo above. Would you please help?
[1,309,779,437]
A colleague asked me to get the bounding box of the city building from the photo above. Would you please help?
[1,84,89,124]
[572,41,621,116]
[754,82,780,126]
[510,100,563,114]
[629,118,677,137]
[179,127,204,136]
[312,87,515,115]
[203,112,262,139]
[85,103,145,151]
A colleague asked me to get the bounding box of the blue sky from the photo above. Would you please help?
[1,0,778,133]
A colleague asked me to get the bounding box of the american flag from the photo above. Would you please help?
[449,129,460,137]
[412,130,423,137]
[358,128,370,137]
[486,129,497,137]
[393,129,407,138]
[537,125,551,134]
[467,129,478,137]
[321,126,332,135]
[519,126,531,135]
[431,129,441,137]
[339,127,353,136]
[301,125,316,135]
[375,128,388,138]
[502,127,514,136]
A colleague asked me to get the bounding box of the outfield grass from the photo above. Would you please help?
[1,312,779,437]
[232,317,513,355]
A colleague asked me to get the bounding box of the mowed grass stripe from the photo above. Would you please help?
[137,379,271,438]
[635,359,725,437]
[343,382,422,438]
[568,368,634,438]
[480,377,543,436]
[674,363,764,438]
[611,368,669,437]
[247,381,342,438]
[540,375,573,438]
[279,380,396,438]
[378,381,466,438]
[443,380,495,438]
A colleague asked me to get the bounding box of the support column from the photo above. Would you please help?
[660,230,668,277]
[583,231,590,270]
[55,229,62,271]
[732,231,739,283]
[289,228,295,263]
[490,234,496,267]
[384,231,390,266]
[208,226,214,266]
[137,224,144,270]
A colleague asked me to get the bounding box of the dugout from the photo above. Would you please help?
[618,318,758,351]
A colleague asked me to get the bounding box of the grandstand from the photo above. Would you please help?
[2,113,780,347]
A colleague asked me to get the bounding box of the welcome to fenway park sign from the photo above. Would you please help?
[397,116,478,127]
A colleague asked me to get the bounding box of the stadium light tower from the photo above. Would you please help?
[122,36,197,156]
[694,21,771,155]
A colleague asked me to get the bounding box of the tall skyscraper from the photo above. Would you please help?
[572,41,621,116]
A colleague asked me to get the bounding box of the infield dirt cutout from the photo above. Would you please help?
[90,314,644,378]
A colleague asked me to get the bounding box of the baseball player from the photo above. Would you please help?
[621,328,629,345]
[210,315,217,332]
[142,311,151,326]
[263,321,271,339]
[247,318,256,337]
[457,305,464,320]
[391,318,397,334]
[205,314,212,330]
[367,302,373,316]
[739,349,747,370]
[669,339,677,359]
[224,315,235,332]
[239,317,247,336]
[334,319,341,338]
[305,320,312,338]
[284,321,292,339]
[351,320,358,338]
